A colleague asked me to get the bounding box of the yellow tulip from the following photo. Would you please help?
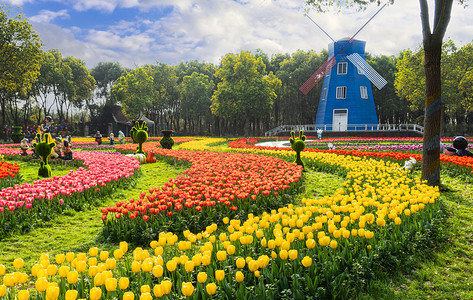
[65,290,78,300]
[119,241,128,253]
[123,291,134,300]
[206,282,217,295]
[141,259,153,273]
[141,285,151,293]
[76,253,87,261]
[75,260,87,273]
[0,265,5,276]
[184,261,194,273]
[89,287,102,300]
[89,247,99,257]
[181,282,194,297]
[46,285,59,300]
[35,277,49,292]
[150,240,158,249]
[119,277,130,290]
[161,280,172,295]
[65,252,75,263]
[154,247,164,256]
[166,260,177,272]
[194,272,206,284]
[94,273,104,286]
[13,258,24,270]
[192,254,202,266]
[131,261,141,274]
[394,217,402,225]
[301,256,312,268]
[235,271,244,283]
[105,277,117,292]
[279,250,288,260]
[47,264,57,276]
[153,284,163,297]
[215,270,225,281]
[113,249,124,259]
[0,285,6,297]
[57,265,69,278]
[254,270,261,277]
[236,257,245,269]
[248,260,259,272]
[67,270,79,284]
[216,251,227,261]
[330,240,338,249]
[202,255,211,266]
[288,250,298,260]
[17,290,30,300]
[99,251,109,261]
[152,265,163,278]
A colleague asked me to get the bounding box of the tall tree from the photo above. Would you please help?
[111,67,154,120]
[179,72,214,133]
[0,5,42,139]
[90,61,125,102]
[306,0,468,185]
[211,51,281,135]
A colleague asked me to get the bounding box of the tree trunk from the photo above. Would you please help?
[421,43,442,186]
[419,0,453,186]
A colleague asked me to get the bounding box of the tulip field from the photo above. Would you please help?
[0,136,472,299]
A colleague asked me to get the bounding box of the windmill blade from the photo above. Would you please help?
[349,3,387,43]
[300,55,336,95]
[347,53,387,90]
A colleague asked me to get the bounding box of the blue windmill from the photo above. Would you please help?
[300,5,388,131]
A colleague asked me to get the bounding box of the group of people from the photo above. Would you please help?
[94,130,125,145]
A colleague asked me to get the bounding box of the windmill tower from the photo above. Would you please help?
[300,5,387,131]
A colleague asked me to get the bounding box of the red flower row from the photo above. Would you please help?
[101,149,303,220]
[0,161,20,180]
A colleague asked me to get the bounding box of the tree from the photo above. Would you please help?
[0,5,42,139]
[90,62,125,102]
[179,72,214,133]
[211,51,281,135]
[306,0,468,186]
[111,67,154,120]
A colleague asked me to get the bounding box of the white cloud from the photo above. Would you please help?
[29,9,69,23]
[27,0,473,69]
[3,0,33,6]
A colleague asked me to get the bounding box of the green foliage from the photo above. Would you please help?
[290,130,306,169]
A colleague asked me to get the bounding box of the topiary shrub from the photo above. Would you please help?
[33,133,55,178]
[290,130,306,169]
[160,130,175,149]
[131,121,148,154]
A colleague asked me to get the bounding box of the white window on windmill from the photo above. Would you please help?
[337,62,347,75]
[357,67,364,75]
[336,86,346,99]
[360,86,368,99]
[322,88,327,100]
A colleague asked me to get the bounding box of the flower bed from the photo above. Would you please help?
[102,149,303,243]
[0,151,141,239]
[0,143,442,299]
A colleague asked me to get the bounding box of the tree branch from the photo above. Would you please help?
[419,0,432,40]
[432,0,454,43]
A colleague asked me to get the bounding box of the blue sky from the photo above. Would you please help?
[5,0,473,69]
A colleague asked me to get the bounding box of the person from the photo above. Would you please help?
[452,136,473,157]
[20,138,29,156]
[94,131,103,145]
[118,130,125,144]
[63,139,73,160]
[109,133,115,145]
